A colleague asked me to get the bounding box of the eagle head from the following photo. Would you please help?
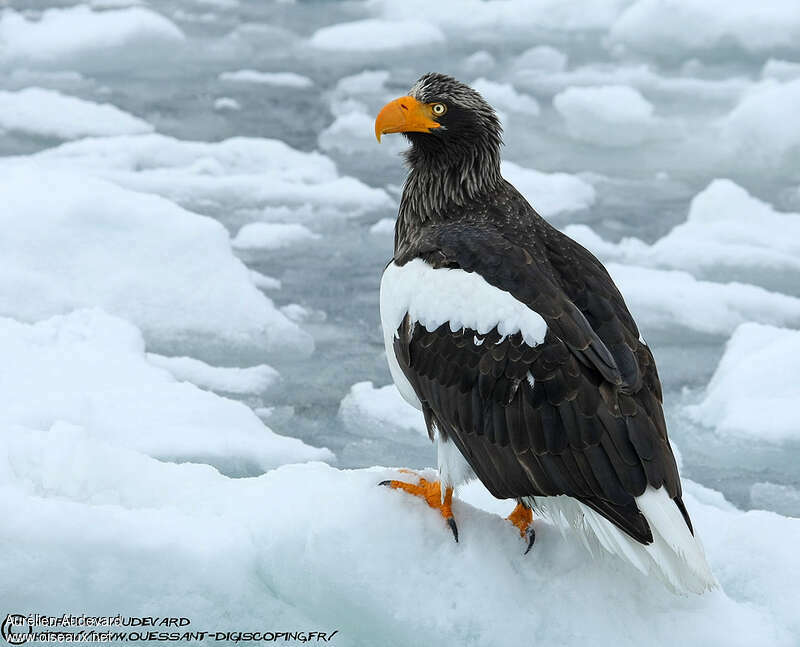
[375,73,502,169]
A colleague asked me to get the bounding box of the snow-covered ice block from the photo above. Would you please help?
[333,70,391,96]
[1,442,798,645]
[471,78,540,116]
[553,85,657,147]
[720,79,800,167]
[565,179,800,278]
[338,381,426,439]
[610,0,800,57]
[462,51,496,77]
[146,354,279,395]
[232,223,320,251]
[219,70,313,87]
[375,0,629,33]
[309,19,445,51]
[249,270,281,290]
[512,45,568,73]
[516,63,749,101]
[0,163,309,357]
[369,218,396,235]
[26,134,391,218]
[0,5,185,70]
[604,264,800,336]
[213,96,241,111]
[0,310,330,473]
[761,59,800,82]
[686,323,800,444]
[0,88,153,140]
[502,161,595,217]
[318,107,404,156]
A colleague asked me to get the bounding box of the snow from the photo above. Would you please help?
[686,323,800,444]
[0,88,153,139]
[502,161,595,217]
[375,0,631,33]
[309,19,445,51]
[333,70,390,95]
[610,0,800,57]
[553,85,657,147]
[249,271,281,291]
[462,51,496,76]
[0,5,185,70]
[516,63,749,100]
[1,451,798,644]
[513,45,568,73]
[603,263,800,336]
[564,179,800,278]
[720,79,800,166]
[369,218,396,235]
[339,381,426,438]
[232,223,320,251]
[761,59,800,82]
[219,70,313,88]
[0,310,330,474]
[24,133,391,219]
[471,78,540,116]
[0,162,309,357]
[213,96,241,111]
[319,107,404,156]
[146,354,279,395]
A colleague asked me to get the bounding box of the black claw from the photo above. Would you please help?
[378,480,392,486]
[523,527,536,555]
[447,517,459,543]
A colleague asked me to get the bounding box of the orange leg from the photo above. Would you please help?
[507,501,536,554]
[379,474,458,542]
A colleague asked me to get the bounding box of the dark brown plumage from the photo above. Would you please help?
[375,73,715,592]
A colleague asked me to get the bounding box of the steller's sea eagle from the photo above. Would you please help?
[374,73,716,594]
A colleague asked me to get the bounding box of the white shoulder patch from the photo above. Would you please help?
[380,259,548,347]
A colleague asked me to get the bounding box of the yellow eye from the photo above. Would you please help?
[431,103,447,116]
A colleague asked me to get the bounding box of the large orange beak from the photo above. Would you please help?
[375,96,441,142]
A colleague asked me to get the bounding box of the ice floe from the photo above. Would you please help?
[309,19,445,52]
[471,78,540,116]
[564,179,800,281]
[0,162,309,357]
[146,354,279,395]
[339,381,426,439]
[610,0,800,57]
[232,223,320,251]
[24,133,392,219]
[0,87,153,139]
[686,323,800,444]
[219,70,313,87]
[553,85,657,147]
[502,161,595,217]
[605,264,800,336]
[0,310,330,474]
[720,79,800,167]
[0,5,185,70]
[0,448,797,645]
[375,0,630,33]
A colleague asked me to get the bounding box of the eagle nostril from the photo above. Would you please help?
[399,102,409,111]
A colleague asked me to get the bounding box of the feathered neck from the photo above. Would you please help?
[395,135,502,252]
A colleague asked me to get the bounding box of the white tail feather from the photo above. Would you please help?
[529,487,718,595]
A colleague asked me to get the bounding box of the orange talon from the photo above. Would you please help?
[507,501,536,554]
[379,474,458,542]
